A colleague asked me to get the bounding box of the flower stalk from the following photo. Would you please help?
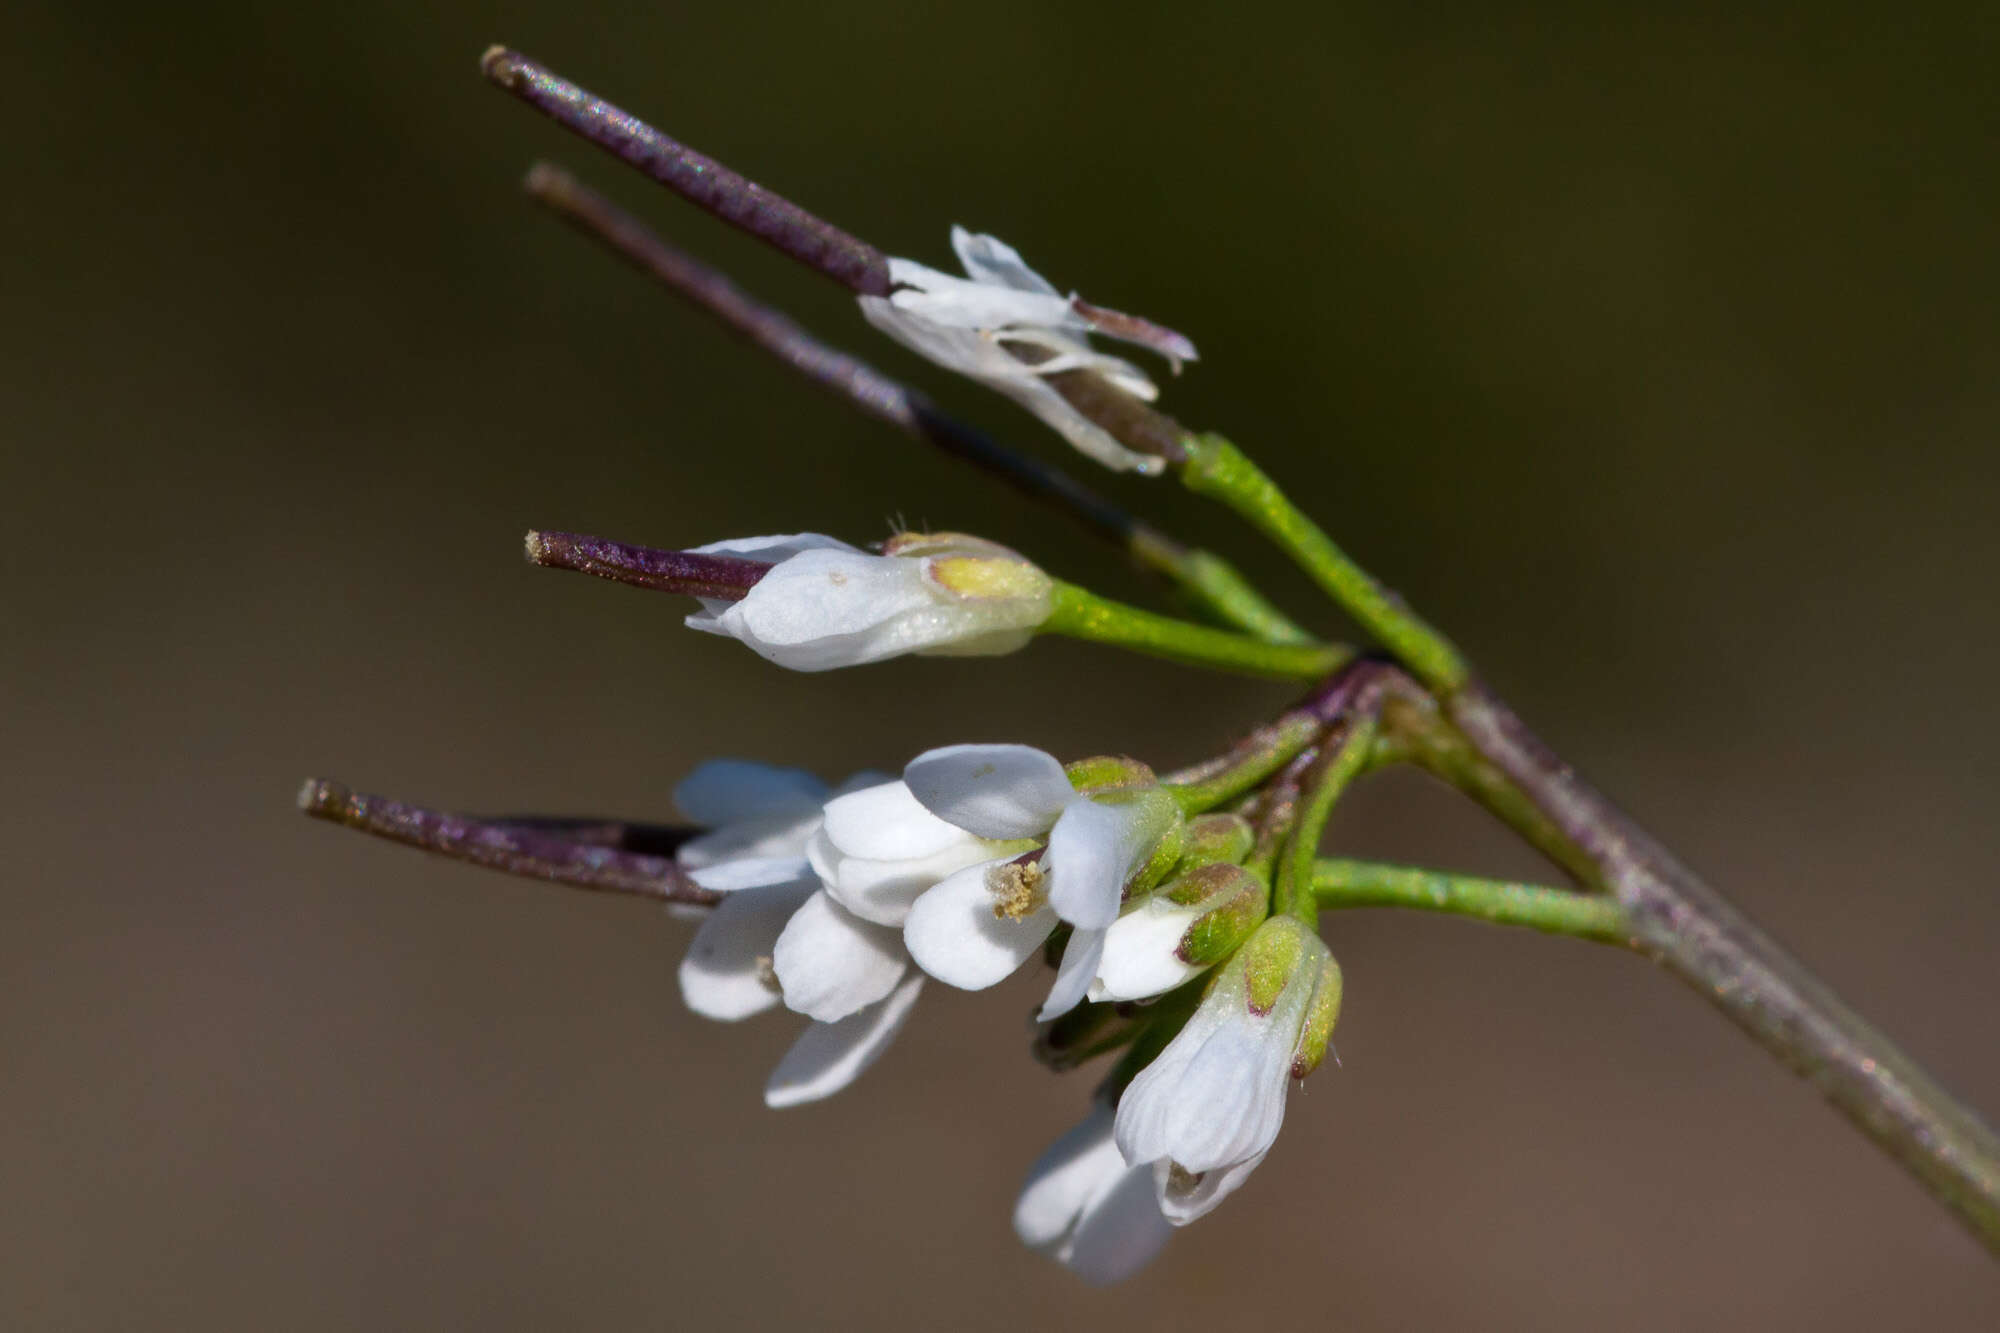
[1042,582,1350,680]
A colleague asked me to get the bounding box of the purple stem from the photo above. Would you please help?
[1445,684,2000,1252]
[298,779,720,906]
[482,47,891,297]
[524,530,768,599]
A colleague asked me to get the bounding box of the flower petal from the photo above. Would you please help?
[770,889,909,1022]
[1014,1106,1124,1249]
[1088,898,1204,1003]
[1113,983,1299,1177]
[684,854,813,892]
[687,532,859,562]
[1045,797,1155,930]
[1038,926,1107,1022]
[1064,1159,1174,1283]
[1015,1104,1171,1284]
[885,256,1073,330]
[820,781,974,860]
[732,549,932,647]
[1153,1149,1268,1226]
[950,226,1062,297]
[903,743,1074,840]
[672,758,828,827]
[858,297,1161,475]
[763,972,924,1108]
[816,837,999,926]
[903,858,1054,990]
[676,879,817,1021]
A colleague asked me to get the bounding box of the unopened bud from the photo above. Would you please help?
[1175,812,1255,869]
[1168,863,1269,967]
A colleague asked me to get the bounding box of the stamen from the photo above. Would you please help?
[987,860,1048,921]
[755,955,781,992]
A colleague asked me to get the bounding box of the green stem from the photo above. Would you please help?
[1179,434,1470,694]
[1126,530,1317,646]
[1313,858,1633,944]
[1274,717,1378,926]
[1043,582,1351,680]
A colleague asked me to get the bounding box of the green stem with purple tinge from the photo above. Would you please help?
[1445,683,2000,1252]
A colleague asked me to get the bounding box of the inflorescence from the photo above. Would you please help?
[301,46,1906,1284]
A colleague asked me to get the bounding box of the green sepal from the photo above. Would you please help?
[1176,812,1256,869]
[1064,755,1158,795]
[1170,863,1270,966]
[1237,915,1315,1015]
[1292,955,1344,1078]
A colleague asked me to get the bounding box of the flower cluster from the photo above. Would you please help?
[321,58,1424,1287]
[670,738,1340,1283]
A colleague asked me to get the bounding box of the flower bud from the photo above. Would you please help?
[1174,812,1255,870]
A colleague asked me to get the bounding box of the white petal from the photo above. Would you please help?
[1015,1105,1171,1285]
[687,532,859,562]
[1112,999,1223,1165]
[769,889,909,1022]
[684,854,813,891]
[1114,994,1296,1176]
[1038,926,1106,1022]
[676,811,822,870]
[1064,1160,1173,1283]
[903,858,1053,990]
[676,879,816,1021]
[885,256,1073,329]
[701,551,949,671]
[672,759,827,827]
[1044,797,1155,930]
[1088,899,1204,1003]
[903,743,1073,839]
[1015,1105,1125,1248]
[733,550,931,646]
[858,297,1162,475]
[818,837,999,926]
[950,226,1062,297]
[763,972,924,1108]
[1153,1149,1268,1226]
[821,781,972,860]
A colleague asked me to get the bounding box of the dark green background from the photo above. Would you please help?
[6,3,1996,1328]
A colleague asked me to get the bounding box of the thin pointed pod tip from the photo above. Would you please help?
[479,44,523,84]
[297,777,348,818]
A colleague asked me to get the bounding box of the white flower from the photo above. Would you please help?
[1113,916,1342,1224]
[859,227,1194,475]
[1088,862,1267,1005]
[896,744,1179,1020]
[807,778,1023,926]
[677,878,926,1108]
[672,761,920,1107]
[673,758,838,892]
[683,531,1053,671]
[1014,1103,1172,1285]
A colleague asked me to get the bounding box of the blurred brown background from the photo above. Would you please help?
[5,2,1996,1328]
